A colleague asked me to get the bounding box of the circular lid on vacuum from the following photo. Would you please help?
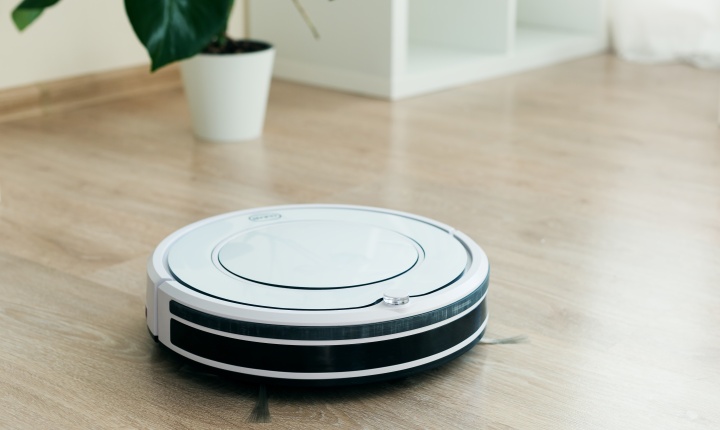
[217,221,420,289]
[156,205,488,313]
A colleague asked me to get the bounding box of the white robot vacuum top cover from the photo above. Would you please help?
[146,205,489,385]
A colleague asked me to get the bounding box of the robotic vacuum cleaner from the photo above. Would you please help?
[146,204,489,385]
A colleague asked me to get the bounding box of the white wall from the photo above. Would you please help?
[0,0,246,91]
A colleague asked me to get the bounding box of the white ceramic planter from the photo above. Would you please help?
[180,43,275,142]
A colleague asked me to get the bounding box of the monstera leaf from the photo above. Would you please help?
[12,0,233,72]
[12,0,322,72]
[124,0,234,71]
[11,0,61,30]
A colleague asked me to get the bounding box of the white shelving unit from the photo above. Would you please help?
[249,0,607,100]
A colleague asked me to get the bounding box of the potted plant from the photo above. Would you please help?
[11,0,320,142]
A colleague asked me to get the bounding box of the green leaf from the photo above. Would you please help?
[124,0,233,72]
[12,0,61,31]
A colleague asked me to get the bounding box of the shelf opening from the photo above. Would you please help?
[406,0,514,76]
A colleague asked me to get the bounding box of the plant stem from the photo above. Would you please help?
[291,0,320,39]
[211,0,234,51]
[224,0,235,34]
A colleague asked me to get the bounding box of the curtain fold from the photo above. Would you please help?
[611,0,720,69]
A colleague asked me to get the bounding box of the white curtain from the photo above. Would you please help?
[611,0,720,69]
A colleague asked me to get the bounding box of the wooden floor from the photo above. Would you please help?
[1,55,719,429]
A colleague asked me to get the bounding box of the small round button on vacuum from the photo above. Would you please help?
[383,289,410,306]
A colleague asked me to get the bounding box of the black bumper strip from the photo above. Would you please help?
[169,300,487,374]
[169,276,488,341]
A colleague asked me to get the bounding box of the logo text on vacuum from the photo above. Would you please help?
[249,213,282,222]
